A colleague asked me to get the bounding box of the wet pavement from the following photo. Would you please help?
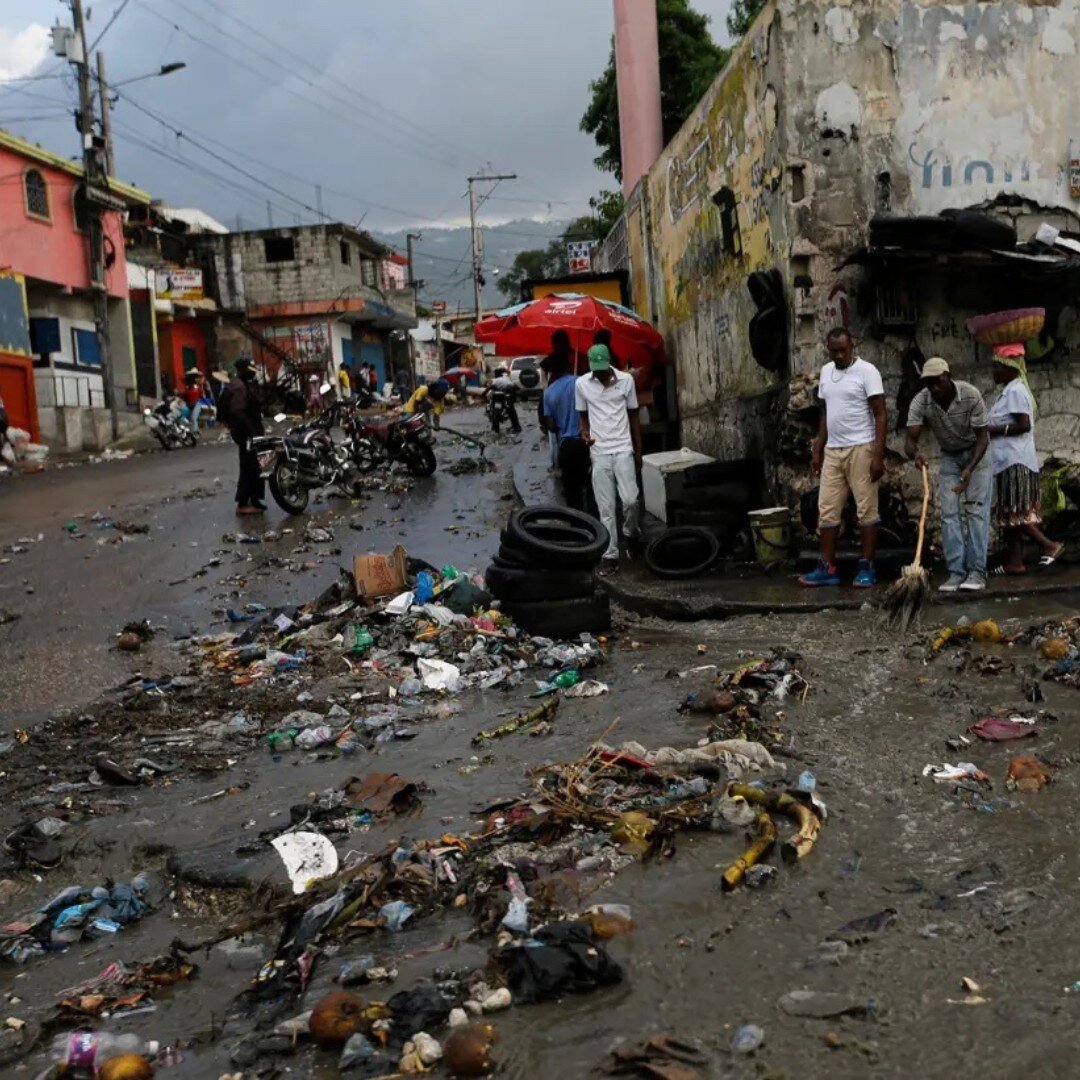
[3,408,1080,1078]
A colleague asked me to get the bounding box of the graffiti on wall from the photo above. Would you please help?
[667,136,712,224]
[909,142,1033,190]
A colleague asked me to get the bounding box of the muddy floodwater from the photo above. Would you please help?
[3,416,1080,1079]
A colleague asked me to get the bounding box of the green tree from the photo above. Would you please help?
[588,190,625,238]
[726,0,767,38]
[580,0,728,182]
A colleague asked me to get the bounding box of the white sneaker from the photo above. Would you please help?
[959,572,987,592]
[938,573,965,593]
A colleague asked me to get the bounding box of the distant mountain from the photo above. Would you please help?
[374,219,570,312]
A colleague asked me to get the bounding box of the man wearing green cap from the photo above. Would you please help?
[575,343,642,574]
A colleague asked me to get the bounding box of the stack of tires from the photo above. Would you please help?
[485,506,611,637]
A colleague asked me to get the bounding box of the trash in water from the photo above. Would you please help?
[271,832,339,894]
[731,1024,765,1054]
[922,762,990,785]
[778,989,872,1019]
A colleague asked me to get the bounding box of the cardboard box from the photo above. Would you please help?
[353,545,409,600]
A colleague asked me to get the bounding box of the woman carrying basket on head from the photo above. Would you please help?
[986,343,1064,575]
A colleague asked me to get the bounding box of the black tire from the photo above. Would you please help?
[507,506,609,563]
[155,430,171,451]
[405,443,437,477]
[491,551,529,570]
[502,592,610,637]
[485,563,595,602]
[499,535,603,571]
[181,428,197,447]
[645,527,721,580]
[269,459,310,515]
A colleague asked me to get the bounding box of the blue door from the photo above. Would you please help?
[341,337,354,373]
[360,342,385,386]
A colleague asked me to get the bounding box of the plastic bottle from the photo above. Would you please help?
[51,1032,160,1074]
[414,571,435,605]
[553,669,581,689]
[796,771,817,793]
[352,626,374,654]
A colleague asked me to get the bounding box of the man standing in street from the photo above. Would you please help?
[904,357,991,592]
[224,358,266,516]
[576,343,641,575]
[543,351,590,511]
[799,328,886,587]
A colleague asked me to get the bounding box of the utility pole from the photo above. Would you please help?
[95,52,114,176]
[70,0,119,441]
[467,173,515,321]
[405,232,424,293]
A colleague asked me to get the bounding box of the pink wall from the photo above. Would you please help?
[0,144,129,299]
[613,0,664,196]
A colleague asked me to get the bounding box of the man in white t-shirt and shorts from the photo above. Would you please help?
[576,343,642,576]
[799,327,887,588]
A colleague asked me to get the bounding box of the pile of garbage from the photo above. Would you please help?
[0,874,151,964]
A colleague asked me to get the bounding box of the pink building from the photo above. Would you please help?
[0,128,150,449]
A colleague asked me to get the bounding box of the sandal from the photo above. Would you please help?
[1038,543,1065,569]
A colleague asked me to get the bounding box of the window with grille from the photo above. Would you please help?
[24,169,49,220]
[360,259,376,287]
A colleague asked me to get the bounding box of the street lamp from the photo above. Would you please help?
[109,62,187,90]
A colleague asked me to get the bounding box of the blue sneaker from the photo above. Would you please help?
[798,560,840,587]
[853,559,877,588]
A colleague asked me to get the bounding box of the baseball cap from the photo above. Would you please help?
[920,357,950,378]
[587,344,612,371]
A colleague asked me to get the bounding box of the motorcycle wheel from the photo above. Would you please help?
[181,428,197,447]
[405,443,437,477]
[156,429,172,451]
[269,459,310,514]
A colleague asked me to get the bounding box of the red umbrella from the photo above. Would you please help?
[475,293,664,371]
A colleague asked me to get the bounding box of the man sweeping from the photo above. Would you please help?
[799,328,887,588]
[904,358,991,592]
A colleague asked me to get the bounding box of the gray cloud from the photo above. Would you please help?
[1,0,733,232]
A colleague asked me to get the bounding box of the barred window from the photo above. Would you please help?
[24,169,49,220]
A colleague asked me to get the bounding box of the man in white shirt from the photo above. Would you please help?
[799,327,887,588]
[576,343,642,575]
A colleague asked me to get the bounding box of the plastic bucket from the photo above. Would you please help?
[748,507,791,565]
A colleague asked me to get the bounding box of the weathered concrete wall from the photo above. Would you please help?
[622,0,1080,475]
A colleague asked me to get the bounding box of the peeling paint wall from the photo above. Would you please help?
[623,0,1080,472]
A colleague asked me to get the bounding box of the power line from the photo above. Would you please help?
[88,0,135,52]
[136,0,463,172]
[189,0,490,171]
[114,88,469,229]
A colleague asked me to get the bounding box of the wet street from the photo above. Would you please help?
[3,407,1080,1078]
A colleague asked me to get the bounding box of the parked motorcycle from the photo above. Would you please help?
[341,406,438,478]
[144,395,196,450]
[256,390,365,515]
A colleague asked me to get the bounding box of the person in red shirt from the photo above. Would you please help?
[180,371,205,434]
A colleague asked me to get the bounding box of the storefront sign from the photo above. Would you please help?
[156,268,204,302]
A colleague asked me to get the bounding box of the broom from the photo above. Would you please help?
[882,461,931,631]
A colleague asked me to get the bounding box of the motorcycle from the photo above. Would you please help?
[144,395,196,450]
[485,387,519,434]
[256,389,365,515]
[340,403,438,478]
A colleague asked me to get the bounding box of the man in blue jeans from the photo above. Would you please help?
[905,357,991,591]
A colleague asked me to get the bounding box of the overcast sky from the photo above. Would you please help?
[1,0,733,237]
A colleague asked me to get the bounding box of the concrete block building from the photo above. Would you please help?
[596,0,1080,494]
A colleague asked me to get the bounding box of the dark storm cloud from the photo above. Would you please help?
[1,0,732,229]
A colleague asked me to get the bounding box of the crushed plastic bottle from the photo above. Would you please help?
[553,669,581,689]
[50,1032,160,1074]
[796,771,817,793]
[295,726,334,750]
[352,626,374,655]
[267,729,299,751]
[500,871,531,934]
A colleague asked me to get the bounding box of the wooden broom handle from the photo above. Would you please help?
[913,462,930,567]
